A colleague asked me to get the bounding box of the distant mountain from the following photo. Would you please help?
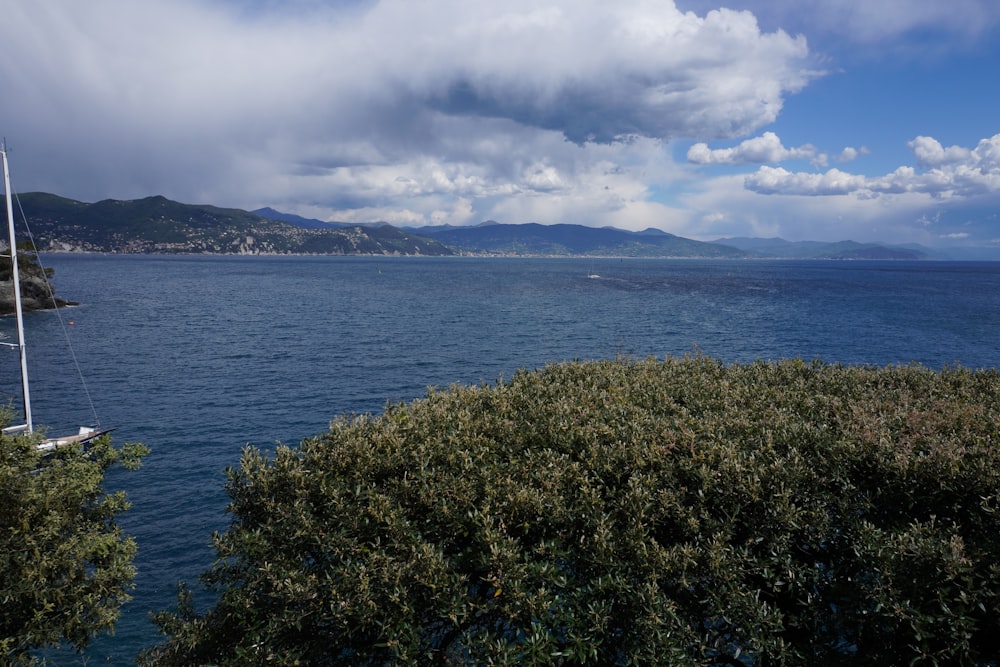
[12,194,990,259]
[12,193,454,256]
[413,222,747,258]
[252,207,353,230]
[715,237,929,260]
[902,244,1000,261]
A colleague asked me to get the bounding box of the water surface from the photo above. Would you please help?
[3,255,998,663]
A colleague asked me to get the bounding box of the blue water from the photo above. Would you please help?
[3,255,999,664]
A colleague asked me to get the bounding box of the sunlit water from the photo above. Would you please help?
[3,255,999,664]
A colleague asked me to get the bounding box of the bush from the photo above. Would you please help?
[142,357,1000,665]
[0,423,147,664]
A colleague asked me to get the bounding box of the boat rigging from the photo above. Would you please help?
[1,142,109,451]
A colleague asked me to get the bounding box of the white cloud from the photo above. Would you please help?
[908,136,972,166]
[687,132,867,169]
[358,1,816,143]
[745,133,1000,199]
[744,166,867,196]
[808,146,869,169]
[833,146,869,162]
[687,132,816,165]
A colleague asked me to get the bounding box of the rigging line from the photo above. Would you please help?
[9,185,102,429]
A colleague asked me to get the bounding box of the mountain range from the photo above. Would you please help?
[264,211,944,259]
[3,192,982,260]
[407,222,747,258]
[710,237,927,260]
[11,193,453,256]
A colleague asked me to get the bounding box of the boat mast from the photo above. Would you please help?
[2,144,33,433]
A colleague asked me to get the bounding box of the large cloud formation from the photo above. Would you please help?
[0,0,813,226]
[2,0,998,244]
[413,3,811,143]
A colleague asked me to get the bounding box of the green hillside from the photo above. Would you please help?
[10,193,454,256]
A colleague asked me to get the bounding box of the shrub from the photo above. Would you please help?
[143,357,1000,665]
[0,424,147,665]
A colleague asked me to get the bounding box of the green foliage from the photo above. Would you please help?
[0,417,148,664]
[142,357,1000,665]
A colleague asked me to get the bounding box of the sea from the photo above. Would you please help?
[3,255,999,664]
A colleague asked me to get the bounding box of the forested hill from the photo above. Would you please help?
[9,192,931,259]
[10,193,454,255]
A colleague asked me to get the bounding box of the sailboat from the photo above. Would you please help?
[1,143,108,452]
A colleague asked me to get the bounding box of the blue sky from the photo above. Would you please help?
[2,1,1000,248]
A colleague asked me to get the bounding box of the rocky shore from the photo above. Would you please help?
[0,252,76,315]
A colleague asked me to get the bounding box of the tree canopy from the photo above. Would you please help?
[0,422,147,664]
[142,357,1000,665]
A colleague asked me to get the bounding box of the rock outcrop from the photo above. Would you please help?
[0,251,75,315]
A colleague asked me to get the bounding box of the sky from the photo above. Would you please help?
[2,1,1000,247]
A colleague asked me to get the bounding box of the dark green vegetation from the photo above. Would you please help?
[142,357,1000,665]
[0,244,74,314]
[13,193,454,255]
[0,423,148,664]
